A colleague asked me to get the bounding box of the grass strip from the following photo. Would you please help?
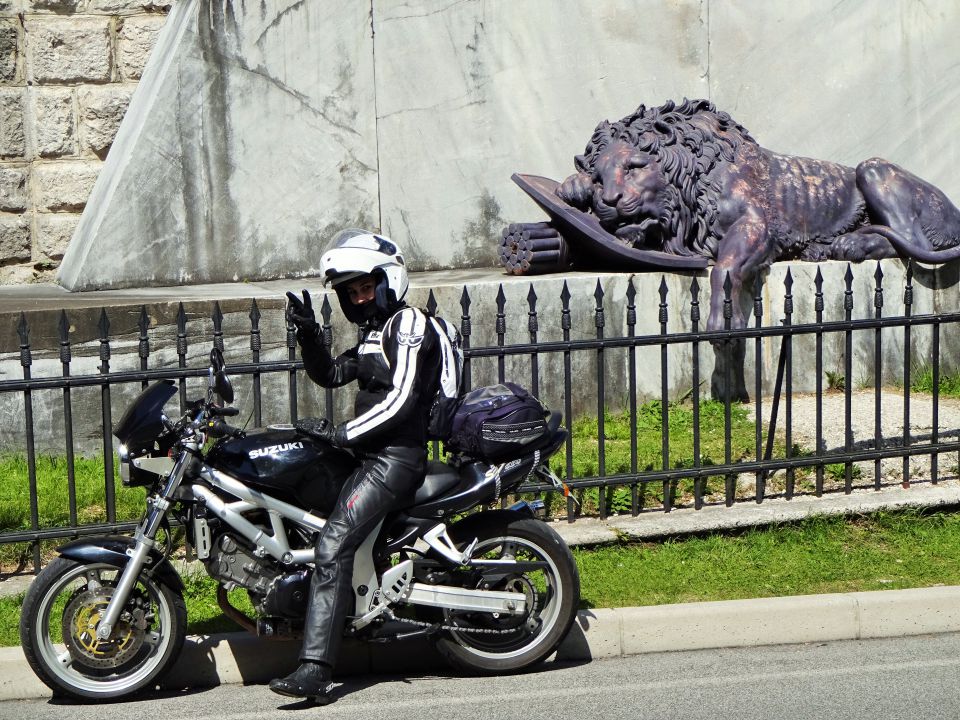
[2,508,959,647]
[573,509,960,608]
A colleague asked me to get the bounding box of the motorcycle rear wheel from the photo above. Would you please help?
[19,558,186,701]
[432,513,580,673]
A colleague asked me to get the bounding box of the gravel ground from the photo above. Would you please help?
[748,389,960,493]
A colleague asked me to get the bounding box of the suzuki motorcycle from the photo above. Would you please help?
[19,349,580,700]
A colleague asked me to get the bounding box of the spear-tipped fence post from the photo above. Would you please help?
[626,278,639,515]
[752,274,764,503]
[460,287,472,392]
[212,301,224,354]
[137,306,150,391]
[873,263,884,490]
[527,284,539,396]
[843,265,854,493]
[783,269,794,500]
[658,277,671,512]
[59,311,77,528]
[496,285,507,384]
[250,300,262,426]
[722,272,734,506]
[320,295,335,422]
[690,276,703,510]
[427,290,440,461]
[176,303,188,412]
[595,279,607,518]
[560,281,575,521]
[98,309,115,523]
[814,268,824,495]
[18,313,40,571]
[286,296,299,422]
[902,261,914,487]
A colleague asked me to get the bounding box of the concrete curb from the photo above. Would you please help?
[3,585,960,701]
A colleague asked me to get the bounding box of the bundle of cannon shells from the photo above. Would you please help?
[498,222,571,275]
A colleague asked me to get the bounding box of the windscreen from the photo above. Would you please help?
[113,380,177,447]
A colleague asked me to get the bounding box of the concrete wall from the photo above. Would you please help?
[0,0,170,285]
[29,0,960,290]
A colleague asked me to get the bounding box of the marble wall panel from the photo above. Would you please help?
[58,0,379,290]
[709,0,960,201]
[373,0,709,271]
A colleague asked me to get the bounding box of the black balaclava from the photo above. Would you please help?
[335,269,404,326]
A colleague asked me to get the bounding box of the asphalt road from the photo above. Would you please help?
[3,633,959,720]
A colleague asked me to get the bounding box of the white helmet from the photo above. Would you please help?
[320,229,408,323]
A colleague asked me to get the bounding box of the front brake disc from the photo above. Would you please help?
[61,586,146,669]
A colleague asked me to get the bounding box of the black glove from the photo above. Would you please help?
[295,417,343,446]
[286,289,320,339]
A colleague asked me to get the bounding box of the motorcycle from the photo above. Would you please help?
[19,348,580,700]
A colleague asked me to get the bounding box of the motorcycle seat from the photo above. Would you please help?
[413,461,462,505]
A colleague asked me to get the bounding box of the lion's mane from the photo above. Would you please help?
[573,98,756,258]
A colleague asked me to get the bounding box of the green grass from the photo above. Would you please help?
[0,591,22,646]
[0,453,145,568]
[911,367,960,397]
[574,509,960,608]
[2,508,958,647]
[181,572,257,635]
[0,453,143,529]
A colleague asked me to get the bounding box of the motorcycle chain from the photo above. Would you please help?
[389,612,530,635]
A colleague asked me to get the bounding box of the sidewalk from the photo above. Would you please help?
[2,479,960,701]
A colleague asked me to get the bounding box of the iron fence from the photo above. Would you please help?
[3,262,960,572]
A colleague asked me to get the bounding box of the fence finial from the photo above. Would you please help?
[595,279,606,330]
[527,284,539,335]
[17,312,31,368]
[58,310,72,366]
[249,299,262,353]
[98,309,111,370]
[560,281,571,332]
[625,278,637,329]
[212,302,224,353]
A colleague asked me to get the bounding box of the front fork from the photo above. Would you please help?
[95,449,194,640]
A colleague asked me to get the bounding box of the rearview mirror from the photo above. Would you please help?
[209,348,234,404]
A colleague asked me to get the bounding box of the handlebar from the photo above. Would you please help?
[205,417,244,439]
[208,405,240,417]
[166,400,243,443]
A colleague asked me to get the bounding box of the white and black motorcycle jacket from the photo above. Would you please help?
[298,304,459,451]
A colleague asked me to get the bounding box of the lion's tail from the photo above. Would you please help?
[867,225,960,264]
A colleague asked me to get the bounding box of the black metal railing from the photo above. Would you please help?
[2,261,959,571]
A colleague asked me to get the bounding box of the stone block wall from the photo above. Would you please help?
[0,0,169,284]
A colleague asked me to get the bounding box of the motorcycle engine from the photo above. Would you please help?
[203,533,312,618]
[203,533,280,597]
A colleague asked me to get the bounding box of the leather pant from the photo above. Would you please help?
[300,445,427,665]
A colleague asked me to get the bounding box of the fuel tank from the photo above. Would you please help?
[205,425,357,514]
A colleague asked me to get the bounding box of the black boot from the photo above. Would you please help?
[269,661,334,703]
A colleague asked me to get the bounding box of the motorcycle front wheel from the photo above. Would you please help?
[432,513,580,673]
[19,558,186,701]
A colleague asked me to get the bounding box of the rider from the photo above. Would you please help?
[270,229,460,703]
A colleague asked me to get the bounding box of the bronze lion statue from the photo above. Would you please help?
[557,98,960,332]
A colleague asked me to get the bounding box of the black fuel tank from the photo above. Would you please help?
[205,425,357,514]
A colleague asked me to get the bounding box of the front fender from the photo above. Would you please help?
[57,535,184,592]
